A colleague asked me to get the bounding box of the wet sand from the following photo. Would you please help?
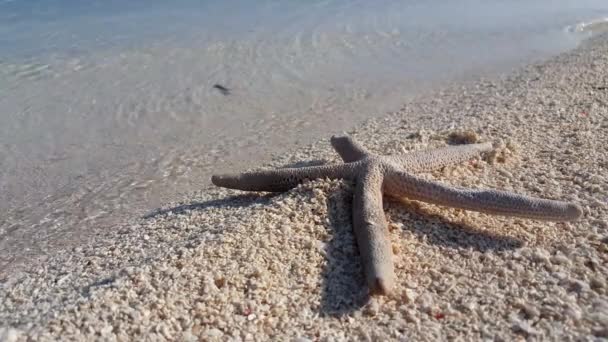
[1,34,607,341]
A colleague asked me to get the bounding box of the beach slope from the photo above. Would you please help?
[1,35,607,341]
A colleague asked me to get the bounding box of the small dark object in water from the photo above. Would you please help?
[594,86,607,90]
[213,84,231,95]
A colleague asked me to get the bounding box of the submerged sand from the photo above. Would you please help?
[1,34,607,340]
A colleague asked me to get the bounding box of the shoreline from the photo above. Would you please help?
[1,9,601,277]
[2,34,607,340]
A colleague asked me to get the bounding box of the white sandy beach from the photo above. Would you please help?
[1,32,608,341]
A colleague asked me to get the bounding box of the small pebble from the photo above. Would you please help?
[293,338,313,342]
[569,280,590,293]
[0,328,22,342]
[363,299,380,316]
[205,328,224,338]
[512,320,539,336]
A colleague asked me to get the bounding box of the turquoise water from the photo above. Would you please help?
[1,0,607,270]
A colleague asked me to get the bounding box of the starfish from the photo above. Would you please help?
[212,136,582,295]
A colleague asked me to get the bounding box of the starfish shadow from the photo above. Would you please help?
[143,159,327,220]
[386,198,523,252]
[319,191,523,317]
[142,193,277,219]
[320,185,370,316]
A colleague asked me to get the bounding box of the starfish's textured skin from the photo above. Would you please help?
[212,136,583,295]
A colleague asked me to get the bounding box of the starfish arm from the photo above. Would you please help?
[353,167,395,295]
[330,135,370,162]
[391,142,493,172]
[212,162,359,192]
[384,170,583,221]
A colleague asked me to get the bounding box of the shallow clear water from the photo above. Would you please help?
[1,0,607,271]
